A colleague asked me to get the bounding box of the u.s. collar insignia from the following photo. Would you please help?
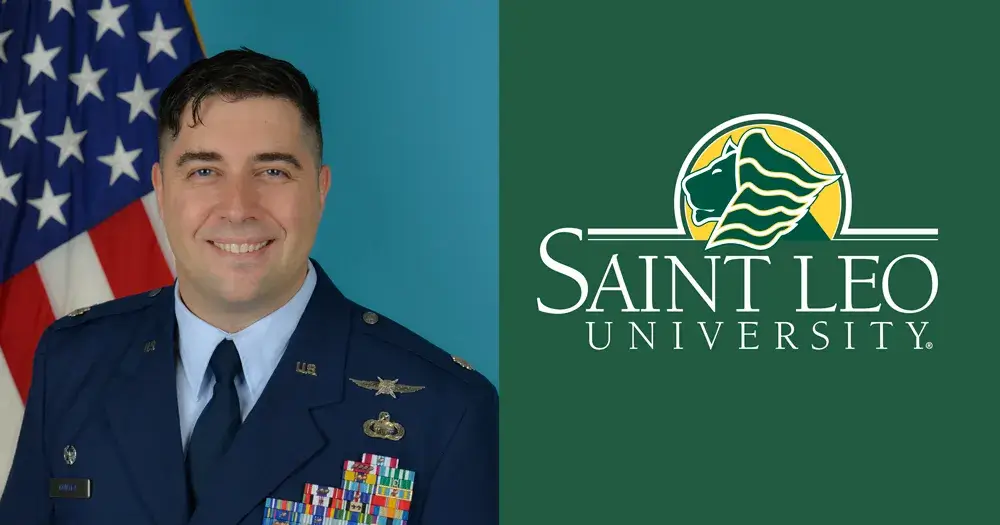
[363,411,405,441]
[350,377,425,398]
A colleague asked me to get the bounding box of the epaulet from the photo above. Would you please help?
[49,287,166,332]
[354,305,494,391]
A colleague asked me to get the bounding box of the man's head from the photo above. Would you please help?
[152,48,330,327]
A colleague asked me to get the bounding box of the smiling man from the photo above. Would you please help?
[155,74,327,334]
[0,49,499,525]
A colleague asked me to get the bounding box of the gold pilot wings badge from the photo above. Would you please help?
[349,377,425,399]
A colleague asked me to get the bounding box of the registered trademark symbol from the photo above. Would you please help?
[925,342,933,349]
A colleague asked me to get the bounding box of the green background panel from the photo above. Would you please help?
[501,1,995,523]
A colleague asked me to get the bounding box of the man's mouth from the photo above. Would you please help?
[210,240,275,254]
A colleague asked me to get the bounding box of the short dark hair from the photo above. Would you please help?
[157,47,323,161]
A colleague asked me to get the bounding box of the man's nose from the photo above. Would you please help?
[220,176,258,222]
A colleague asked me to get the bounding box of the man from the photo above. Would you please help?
[0,49,499,525]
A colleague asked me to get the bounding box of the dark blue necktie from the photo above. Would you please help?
[185,338,243,511]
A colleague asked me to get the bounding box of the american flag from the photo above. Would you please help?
[0,0,204,490]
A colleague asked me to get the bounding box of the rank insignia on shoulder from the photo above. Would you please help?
[66,306,90,317]
[452,355,474,370]
[363,411,405,441]
[350,377,425,398]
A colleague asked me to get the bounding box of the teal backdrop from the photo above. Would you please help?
[188,0,499,387]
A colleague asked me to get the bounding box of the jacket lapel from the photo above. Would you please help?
[103,288,190,525]
[189,263,352,525]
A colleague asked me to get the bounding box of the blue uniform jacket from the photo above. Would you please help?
[0,261,499,525]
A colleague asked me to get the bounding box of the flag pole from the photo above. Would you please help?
[184,0,207,56]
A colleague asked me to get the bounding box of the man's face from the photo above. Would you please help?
[152,96,330,311]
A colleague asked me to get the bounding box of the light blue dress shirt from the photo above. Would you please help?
[173,261,317,453]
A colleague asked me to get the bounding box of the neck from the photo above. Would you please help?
[176,266,308,333]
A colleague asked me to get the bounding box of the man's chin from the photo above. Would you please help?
[211,283,265,306]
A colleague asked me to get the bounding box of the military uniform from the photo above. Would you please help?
[0,260,498,525]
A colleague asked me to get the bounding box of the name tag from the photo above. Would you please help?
[49,478,91,499]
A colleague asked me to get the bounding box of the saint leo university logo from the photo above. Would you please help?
[538,114,942,352]
[589,113,938,246]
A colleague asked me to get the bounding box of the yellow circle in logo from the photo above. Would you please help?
[684,124,842,241]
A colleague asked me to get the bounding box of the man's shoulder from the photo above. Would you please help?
[44,287,166,344]
[346,302,497,399]
[31,287,167,405]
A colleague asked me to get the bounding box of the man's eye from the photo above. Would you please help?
[263,169,287,177]
[193,168,214,177]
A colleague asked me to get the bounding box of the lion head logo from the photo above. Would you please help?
[680,125,841,250]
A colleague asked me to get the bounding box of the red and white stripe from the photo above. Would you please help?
[0,190,174,490]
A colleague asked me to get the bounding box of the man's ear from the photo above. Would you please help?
[318,165,331,210]
[151,162,164,221]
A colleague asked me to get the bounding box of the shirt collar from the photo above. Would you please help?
[174,260,318,399]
